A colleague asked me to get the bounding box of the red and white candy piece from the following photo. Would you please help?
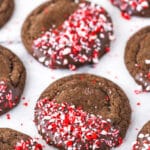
[110,0,149,19]
[15,139,42,150]
[135,59,150,91]
[0,81,17,112]
[33,2,114,70]
[132,133,150,150]
[35,99,122,150]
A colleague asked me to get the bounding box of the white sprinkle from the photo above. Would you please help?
[92,57,99,63]
[145,59,150,64]
[138,133,144,138]
[146,85,150,91]
[38,56,45,63]
[136,5,143,11]
[63,59,68,65]
[62,48,71,55]
[45,60,50,66]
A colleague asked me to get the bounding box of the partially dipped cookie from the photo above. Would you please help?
[0,128,42,150]
[132,121,150,150]
[22,0,114,70]
[0,45,26,115]
[34,74,131,150]
[110,0,150,19]
[125,26,150,92]
[0,0,14,27]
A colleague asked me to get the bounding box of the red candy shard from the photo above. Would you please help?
[6,113,11,120]
[121,12,131,20]
[23,102,28,107]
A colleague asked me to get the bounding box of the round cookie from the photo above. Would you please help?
[0,0,14,28]
[0,45,26,115]
[34,74,131,150]
[22,0,114,70]
[0,128,42,150]
[125,26,150,92]
[110,0,150,19]
[132,121,150,150]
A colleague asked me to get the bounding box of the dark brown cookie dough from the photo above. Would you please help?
[110,0,150,19]
[0,0,14,28]
[22,0,114,70]
[34,74,131,150]
[132,121,150,150]
[0,45,26,115]
[0,128,42,150]
[125,26,150,92]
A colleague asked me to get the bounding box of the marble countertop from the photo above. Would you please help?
[0,0,149,149]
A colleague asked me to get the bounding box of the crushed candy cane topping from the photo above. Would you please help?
[33,2,113,70]
[110,0,149,19]
[0,81,18,112]
[132,133,150,150]
[35,99,122,150]
[15,139,42,150]
[135,59,150,92]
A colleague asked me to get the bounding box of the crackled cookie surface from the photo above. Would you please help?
[34,74,131,150]
[0,45,26,115]
[0,0,14,27]
[110,0,150,19]
[0,128,42,150]
[22,0,114,70]
[125,26,150,92]
[132,121,150,150]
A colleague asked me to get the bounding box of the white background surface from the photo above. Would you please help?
[0,0,149,149]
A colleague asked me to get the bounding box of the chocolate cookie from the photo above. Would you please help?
[132,121,150,150]
[22,0,114,70]
[110,0,150,19]
[0,45,26,115]
[34,74,131,150]
[125,26,150,92]
[0,128,42,150]
[0,0,14,28]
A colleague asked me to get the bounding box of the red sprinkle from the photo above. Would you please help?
[121,12,131,20]
[22,97,25,100]
[147,72,150,79]
[135,128,139,131]
[105,47,110,52]
[6,113,11,120]
[23,102,28,107]
[134,90,143,94]
[136,102,141,106]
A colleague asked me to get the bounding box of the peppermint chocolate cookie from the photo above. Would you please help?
[34,74,131,150]
[0,45,26,115]
[0,128,42,150]
[132,121,150,150]
[125,26,150,92]
[110,0,150,19]
[0,0,14,27]
[22,0,114,70]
